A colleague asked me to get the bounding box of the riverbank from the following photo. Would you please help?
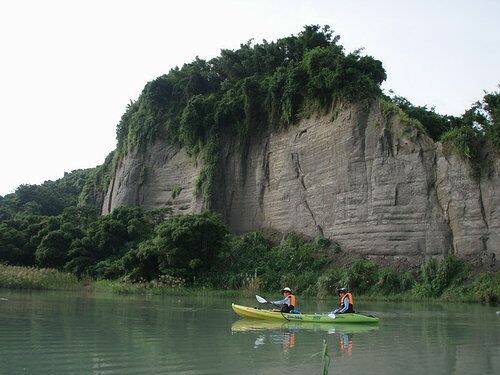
[1,263,498,304]
[0,264,81,291]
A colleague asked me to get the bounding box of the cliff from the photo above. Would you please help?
[102,100,499,268]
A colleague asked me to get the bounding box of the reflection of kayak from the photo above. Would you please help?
[231,319,379,334]
[232,304,379,323]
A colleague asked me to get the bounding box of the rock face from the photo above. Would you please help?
[102,141,203,215]
[102,101,499,268]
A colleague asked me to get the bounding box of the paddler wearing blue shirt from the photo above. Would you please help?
[272,287,297,313]
[331,288,355,314]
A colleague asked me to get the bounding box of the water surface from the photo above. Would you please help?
[0,290,498,374]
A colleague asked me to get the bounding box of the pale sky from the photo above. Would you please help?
[0,0,499,195]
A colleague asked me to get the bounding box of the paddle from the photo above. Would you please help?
[255,295,291,322]
[255,295,280,308]
[255,295,269,304]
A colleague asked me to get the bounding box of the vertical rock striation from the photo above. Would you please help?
[102,139,203,215]
[102,101,499,268]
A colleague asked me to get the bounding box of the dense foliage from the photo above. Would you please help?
[0,169,93,220]
[0,206,333,290]
[387,89,500,170]
[114,25,386,199]
[78,151,117,209]
[388,95,461,140]
[117,25,385,152]
[437,89,500,174]
[1,206,497,302]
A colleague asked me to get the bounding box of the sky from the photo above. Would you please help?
[0,0,499,195]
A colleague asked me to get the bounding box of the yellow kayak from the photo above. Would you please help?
[232,304,379,324]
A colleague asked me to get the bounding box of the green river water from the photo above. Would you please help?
[0,289,498,374]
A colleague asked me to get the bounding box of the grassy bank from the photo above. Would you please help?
[0,264,81,291]
[92,279,245,298]
[1,263,498,304]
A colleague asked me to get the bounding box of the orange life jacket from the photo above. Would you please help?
[288,294,297,307]
[339,292,354,307]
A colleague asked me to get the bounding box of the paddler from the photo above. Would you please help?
[331,288,355,314]
[272,287,297,313]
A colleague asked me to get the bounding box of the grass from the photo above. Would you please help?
[322,339,331,374]
[93,279,247,298]
[0,264,81,291]
[0,263,497,305]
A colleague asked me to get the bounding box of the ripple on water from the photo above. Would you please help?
[0,292,499,374]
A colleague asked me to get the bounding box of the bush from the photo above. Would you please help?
[441,126,482,161]
[314,235,330,249]
[316,268,345,298]
[280,270,320,295]
[472,273,499,303]
[341,259,379,294]
[416,256,470,297]
[373,267,415,294]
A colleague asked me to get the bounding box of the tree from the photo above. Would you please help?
[136,212,230,283]
[35,230,71,269]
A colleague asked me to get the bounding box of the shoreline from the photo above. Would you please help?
[1,264,497,305]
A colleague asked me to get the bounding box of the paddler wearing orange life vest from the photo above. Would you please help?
[272,287,297,313]
[332,288,355,314]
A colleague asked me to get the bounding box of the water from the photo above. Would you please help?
[0,290,498,374]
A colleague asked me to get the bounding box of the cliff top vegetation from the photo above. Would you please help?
[115,25,386,157]
[113,24,498,193]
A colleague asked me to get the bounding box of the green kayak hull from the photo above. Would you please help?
[232,304,378,324]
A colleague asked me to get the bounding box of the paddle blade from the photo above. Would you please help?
[255,295,268,303]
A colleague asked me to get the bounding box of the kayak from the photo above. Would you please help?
[231,319,379,333]
[232,304,378,324]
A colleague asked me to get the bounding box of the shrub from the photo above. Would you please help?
[472,273,499,303]
[416,256,470,297]
[341,259,379,294]
[314,235,330,249]
[373,267,415,294]
[170,185,182,200]
[316,268,344,298]
[280,270,320,295]
[441,126,482,161]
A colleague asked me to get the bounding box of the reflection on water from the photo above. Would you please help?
[0,290,498,374]
[231,319,379,334]
[232,319,378,356]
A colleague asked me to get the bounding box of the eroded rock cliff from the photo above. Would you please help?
[102,101,499,268]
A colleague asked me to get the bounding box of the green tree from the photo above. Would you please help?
[135,212,229,283]
[35,230,71,269]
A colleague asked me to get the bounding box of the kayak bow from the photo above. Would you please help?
[232,304,378,324]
